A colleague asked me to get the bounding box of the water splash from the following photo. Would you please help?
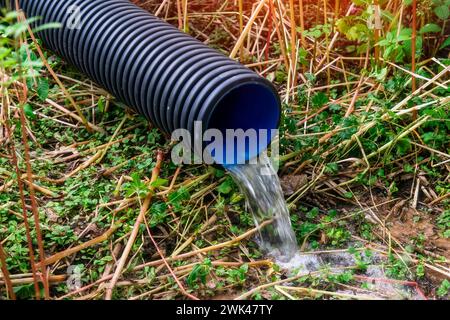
[226,154,298,262]
[226,157,425,299]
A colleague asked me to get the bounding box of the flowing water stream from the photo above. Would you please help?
[226,154,298,262]
[226,156,424,298]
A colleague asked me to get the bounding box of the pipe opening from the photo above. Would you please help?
[206,82,280,166]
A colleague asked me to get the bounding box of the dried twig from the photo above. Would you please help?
[105,151,164,300]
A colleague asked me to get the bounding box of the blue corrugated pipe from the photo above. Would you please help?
[2,0,281,165]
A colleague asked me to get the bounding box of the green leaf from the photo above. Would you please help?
[376,39,390,47]
[330,104,342,112]
[311,92,329,107]
[395,138,412,155]
[214,169,225,178]
[440,36,450,50]
[168,187,190,212]
[32,22,62,33]
[403,0,413,6]
[124,172,148,197]
[346,24,369,41]
[434,5,449,20]
[218,179,233,194]
[325,162,339,174]
[344,192,354,199]
[151,202,167,216]
[23,104,35,120]
[149,202,168,227]
[187,259,211,288]
[403,35,423,59]
[306,207,320,219]
[399,28,412,37]
[421,132,436,144]
[397,28,412,42]
[437,279,450,297]
[37,77,49,101]
[419,23,442,34]
[98,96,105,113]
[150,178,168,188]
[336,18,350,34]
[403,163,414,173]
[371,67,388,81]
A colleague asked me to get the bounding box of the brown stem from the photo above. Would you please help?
[36,226,119,268]
[176,0,183,30]
[411,0,417,120]
[298,0,306,48]
[266,0,274,63]
[0,242,16,299]
[374,0,380,65]
[289,0,298,93]
[19,105,50,299]
[5,122,41,299]
[142,209,199,300]
[238,0,244,61]
[104,151,164,300]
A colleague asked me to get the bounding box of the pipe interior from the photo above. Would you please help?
[207,83,280,165]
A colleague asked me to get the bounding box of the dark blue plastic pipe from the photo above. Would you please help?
[4,0,281,165]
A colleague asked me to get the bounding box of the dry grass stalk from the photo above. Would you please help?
[105,151,164,300]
